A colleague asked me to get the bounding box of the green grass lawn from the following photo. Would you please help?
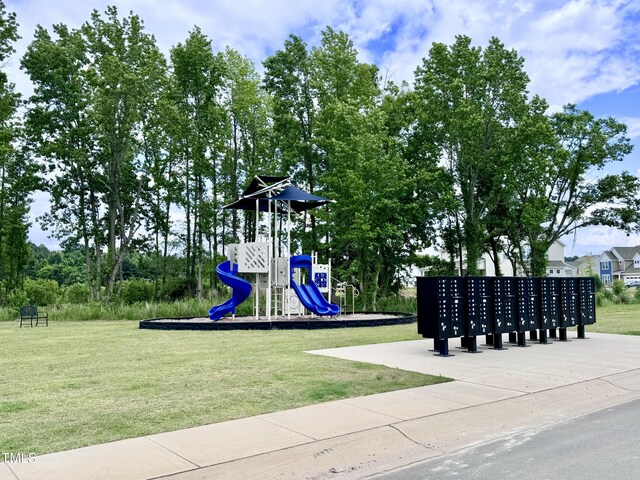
[589,302,640,335]
[1,302,637,457]
[0,321,447,455]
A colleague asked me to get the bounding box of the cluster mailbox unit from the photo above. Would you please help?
[417,276,596,356]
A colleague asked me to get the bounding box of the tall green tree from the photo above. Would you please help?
[138,55,173,299]
[24,6,167,303]
[311,28,432,308]
[413,36,531,275]
[263,35,319,250]
[513,104,639,276]
[0,1,35,299]
[22,23,102,300]
[82,7,167,303]
[220,47,270,245]
[169,27,225,298]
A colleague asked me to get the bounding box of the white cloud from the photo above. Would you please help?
[373,0,640,105]
[563,226,640,257]
[7,0,640,102]
[619,117,640,139]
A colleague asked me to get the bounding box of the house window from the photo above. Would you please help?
[600,262,609,270]
[635,258,640,268]
[602,274,611,284]
[556,269,561,274]
[549,269,553,274]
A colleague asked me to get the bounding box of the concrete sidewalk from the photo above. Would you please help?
[4,332,640,480]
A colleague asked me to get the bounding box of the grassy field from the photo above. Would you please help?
[590,303,640,335]
[0,321,446,455]
[0,299,239,322]
[1,301,637,456]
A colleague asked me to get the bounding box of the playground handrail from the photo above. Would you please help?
[332,277,359,314]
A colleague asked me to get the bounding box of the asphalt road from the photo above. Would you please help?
[372,397,640,480]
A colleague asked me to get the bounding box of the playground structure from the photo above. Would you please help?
[208,175,350,321]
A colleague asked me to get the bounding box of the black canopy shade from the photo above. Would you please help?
[241,175,289,197]
[270,185,333,213]
[222,175,332,214]
[223,175,289,213]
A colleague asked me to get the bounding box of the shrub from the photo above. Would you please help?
[23,278,59,306]
[635,288,640,304]
[595,291,604,307]
[602,288,615,302]
[610,280,632,304]
[65,283,90,304]
[592,275,603,292]
[117,279,155,304]
[159,277,188,301]
[612,279,627,297]
[5,289,29,310]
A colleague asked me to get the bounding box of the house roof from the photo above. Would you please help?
[569,255,598,266]
[547,260,575,269]
[569,255,599,270]
[611,246,640,260]
[622,267,640,275]
[602,251,618,262]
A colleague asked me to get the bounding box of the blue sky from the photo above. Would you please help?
[5,0,640,257]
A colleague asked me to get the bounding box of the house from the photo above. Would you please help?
[544,240,576,278]
[434,249,517,277]
[598,246,640,285]
[569,255,600,277]
[429,240,574,277]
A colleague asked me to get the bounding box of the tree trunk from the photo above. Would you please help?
[90,189,102,302]
[231,118,239,241]
[185,151,193,296]
[370,258,382,312]
[463,217,482,276]
[529,241,549,277]
[489,239,502,276]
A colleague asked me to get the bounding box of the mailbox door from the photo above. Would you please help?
[503,277,517,333]
[578,278,596,326]
[492,277,516,334]
[447,277,464,339]
[417,277,436,337]
[516,278,538,332]
[528,279,540,330]
[539,278,560,329]
[559,278,579,327]
[417,277,464,339]
[464,277,493,337]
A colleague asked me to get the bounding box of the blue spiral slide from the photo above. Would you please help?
[290,255,339,316]
[209,261,252,320]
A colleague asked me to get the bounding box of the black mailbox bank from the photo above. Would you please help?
[418,276,596,356]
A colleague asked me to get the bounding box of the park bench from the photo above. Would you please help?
[19,305,48,327]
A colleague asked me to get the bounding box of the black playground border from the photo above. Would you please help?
[139,312,416,330]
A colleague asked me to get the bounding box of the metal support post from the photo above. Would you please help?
[577,325,586,339]
[559,327,568,341]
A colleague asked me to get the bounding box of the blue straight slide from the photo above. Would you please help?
[290,255,339,316]
[209,261,252,320]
